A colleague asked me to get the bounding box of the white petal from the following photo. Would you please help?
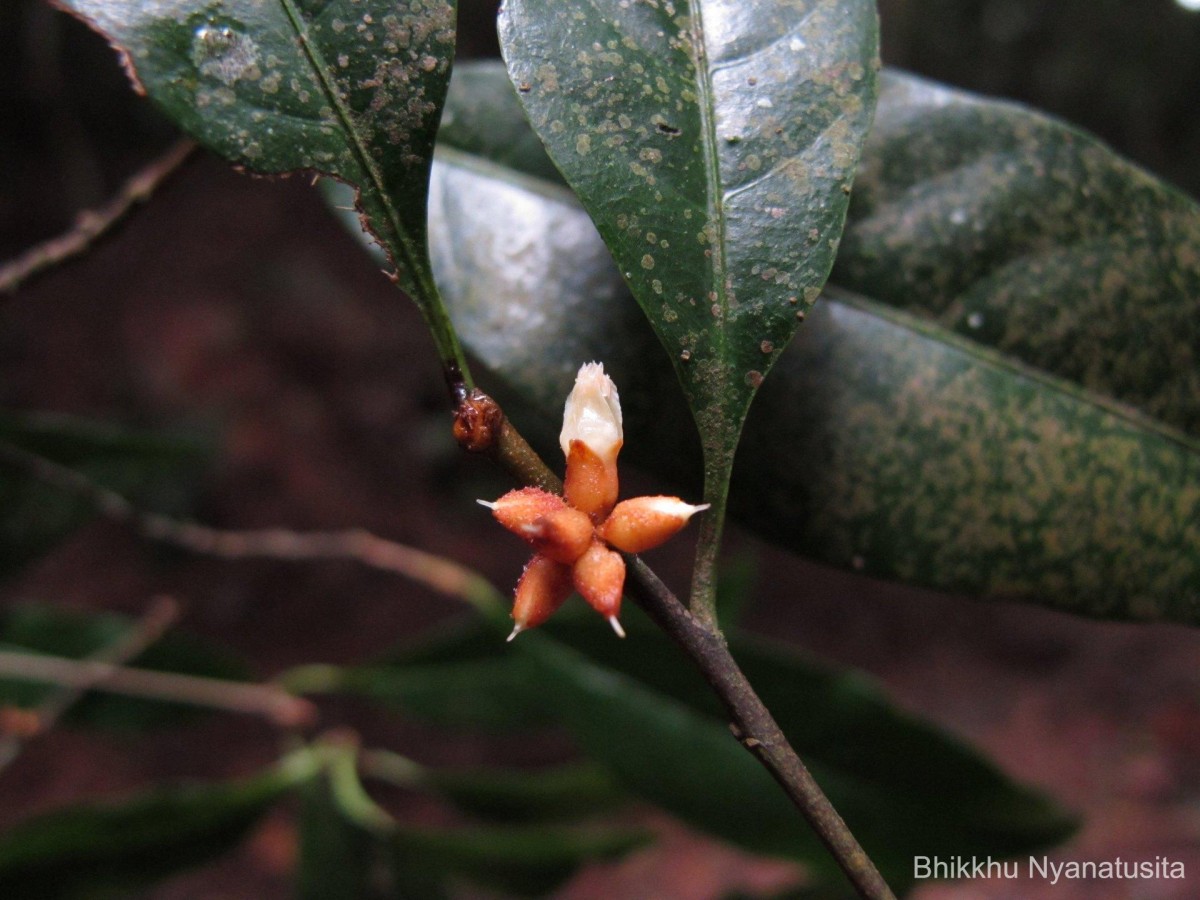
[560,362,623,461]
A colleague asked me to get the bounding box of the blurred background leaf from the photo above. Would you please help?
[390,822,651,897]
[0,602,246,731]
[0,755,316,899]
[323,607,1075,891]
[0,411,206,579]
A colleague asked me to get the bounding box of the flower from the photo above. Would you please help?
[481,362,708,640]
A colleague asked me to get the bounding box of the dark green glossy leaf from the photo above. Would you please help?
[396,62,1200,624]
[61,0,462,360]
[498,0,879,511]
[0,411,205,578]
[836,71,1200,436]
[0,603,248,730]
[391,822,650,897]
[737,290,1200,622]
[0,755,316,899]
[343,609,1073,889]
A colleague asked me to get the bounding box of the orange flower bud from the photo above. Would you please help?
[599,496,710,554]
[480,487,566,538]
[510,554,574,641]
[572,541,626,636]
[564,439,620,520]
[524,506,595,564]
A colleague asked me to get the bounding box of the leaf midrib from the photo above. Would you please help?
[687,1,731,401]
[277,0,426,286]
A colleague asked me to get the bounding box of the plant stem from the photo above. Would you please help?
[625,557,895,900]
[0,138,198,295]
[0,649,315,727]
[688,449,735,630]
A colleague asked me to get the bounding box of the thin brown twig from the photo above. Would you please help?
[624,557,895,900]
[0,138,199,295]
[0,594,182,771]
[0,439,497,613]
[0,649,314,728]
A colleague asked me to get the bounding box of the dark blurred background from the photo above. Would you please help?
[1,1,1199,898]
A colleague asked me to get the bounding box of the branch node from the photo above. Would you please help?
[453,389,505,453]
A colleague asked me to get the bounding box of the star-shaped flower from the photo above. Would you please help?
[480,362,708,640]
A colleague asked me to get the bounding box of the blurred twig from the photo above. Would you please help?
[0,138,199,295]
[0,594,182,771]
[0,438,498,614]
[0,646,314,728]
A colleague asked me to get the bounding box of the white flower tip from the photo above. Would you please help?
[560,362,623,460]
[607,615,627,638]
[476,499,497,510]
[638,497,710,519]
[507,622,525,642]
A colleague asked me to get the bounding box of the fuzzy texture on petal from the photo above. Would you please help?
[512,555,574,631]
[486,487,568,539]
[600,496,710,554]
[524,506,595,564]
[564,439,620,520]
[560,362,623,465]
[572,541,626,620]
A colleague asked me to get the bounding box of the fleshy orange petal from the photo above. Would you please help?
[481,487,568,539]
[524,506,596,564]
[599,496,710,554]
[572,541,626,629]
[510,554,574,640]
[564,439,620,520]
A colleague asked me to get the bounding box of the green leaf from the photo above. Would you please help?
[394,62,1200,625]
[60,0,465,366]
[735,289,1200,623]
[0,754,317,899]
[436,61,564,186]
[0,411,205,579]
[0,603,248,731]
[391,822,650,898]
[497,0,879,567]
[835,71,1200,437]
[339,611,1073,890]
[337,657,552,732]
[297,767,385,900]
[423,762,625,823]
